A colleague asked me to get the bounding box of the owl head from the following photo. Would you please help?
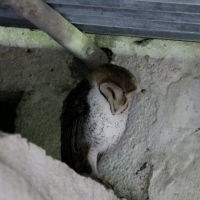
[88,64,137,115]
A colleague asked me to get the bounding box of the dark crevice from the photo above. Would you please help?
[68,57,91,81]
[136,162,147,175]
[101,47,113,63]
[27,48,31,53]
[141,89,147,93]
[134,38,152,45]
[0,91,24,133]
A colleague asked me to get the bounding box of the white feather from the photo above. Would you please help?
[84,83,129,153]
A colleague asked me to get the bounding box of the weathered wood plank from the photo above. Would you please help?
[0,7,23,19]
[48,4,200,24]
[2,4,200,31]
[2,4,200,25]
[135,0,200,3]
[63,14,200,33]
[77,24,200,42]
[1,0,200,42]
[0,18,36,29]
[45,0,200,13]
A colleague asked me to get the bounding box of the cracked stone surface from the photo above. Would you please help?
[0,27,200,199]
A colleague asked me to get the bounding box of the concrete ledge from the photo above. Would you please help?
[0,132,121,200]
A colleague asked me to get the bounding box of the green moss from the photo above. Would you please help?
[0,26,62,49]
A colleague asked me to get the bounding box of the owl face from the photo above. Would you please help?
[88,64,137,115]
[99,82,135,115]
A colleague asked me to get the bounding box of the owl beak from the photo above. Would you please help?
[110,104,117,115]
[111,102,129,115]
[111,105,123,115]
[111,110,117,115]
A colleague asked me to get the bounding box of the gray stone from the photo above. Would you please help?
[0,132,120,200]
[1,26,200,200]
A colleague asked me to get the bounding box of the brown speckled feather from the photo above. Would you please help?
[60,79,91,174]
[87,64,137,92]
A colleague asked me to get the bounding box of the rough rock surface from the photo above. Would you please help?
[0,132,121,200]
[95,37,200,200]
[0,27,200,199]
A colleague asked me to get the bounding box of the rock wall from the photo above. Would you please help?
[0,27,200,200]
[0,27,74,159]
[95,37,200,200]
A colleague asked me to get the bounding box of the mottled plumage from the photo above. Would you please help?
[60,64,137,187]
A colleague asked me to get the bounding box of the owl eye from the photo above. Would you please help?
[107,87,115,99]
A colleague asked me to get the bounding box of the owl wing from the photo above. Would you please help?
[60,79,91,174]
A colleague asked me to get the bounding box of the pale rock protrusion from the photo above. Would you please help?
[0,132,122,200]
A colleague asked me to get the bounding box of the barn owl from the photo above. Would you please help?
[60,64,137,188]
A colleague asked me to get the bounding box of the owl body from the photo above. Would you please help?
[61,64,137,186]
[84,82,128,153]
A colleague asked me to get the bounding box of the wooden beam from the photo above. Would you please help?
[3,0,108,67]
